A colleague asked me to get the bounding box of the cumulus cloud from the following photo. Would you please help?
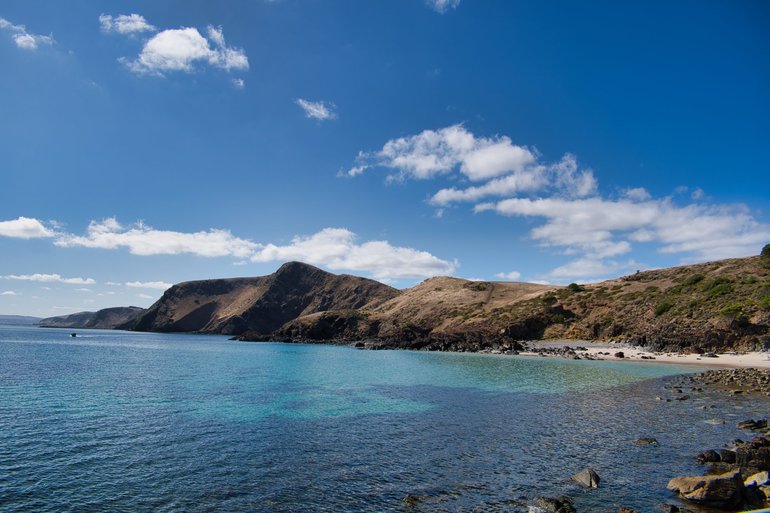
[251,227,457,280]
[120,24,248,75]
[349,126,596,205]
[0,217,56,239]
[55,218,259,258]
[295,99,338,121]
[495,271,521,281]
[99,14,156,34]
[546,258,641,281]
[349,124,537,182]
[125,281,173,290]
[0,18,54,50]
[3,273,96,285]
[428,0,461,13]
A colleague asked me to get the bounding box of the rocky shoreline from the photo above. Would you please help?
[515,369,770,513]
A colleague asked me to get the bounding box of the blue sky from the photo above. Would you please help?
[1,0,769,317]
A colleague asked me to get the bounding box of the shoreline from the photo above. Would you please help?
[509,340,770,369]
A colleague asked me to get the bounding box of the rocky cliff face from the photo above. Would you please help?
[127,261,399,335]
[40,306,145,329]
[254,255,770,353]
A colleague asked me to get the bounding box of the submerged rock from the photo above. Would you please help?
[738,419,768,431]
[570,468,600,488]
[634,437,659,446]
[530,496,576,513]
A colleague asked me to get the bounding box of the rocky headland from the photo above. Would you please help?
[39,306,145,329]
[117,249,770,355]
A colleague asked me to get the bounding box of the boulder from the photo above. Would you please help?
[667,469,745,508]
[719,449,736,464]
[738,419,768,431]
[571,468,601,488]
[696,449,721,463]
[635,437,659,446]
[614,351,625,358]
[530,496,576,513]
[745,470,770,487]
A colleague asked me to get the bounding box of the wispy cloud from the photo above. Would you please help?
[251,227,456,280]
[295,99,338,121]
[55,218,258,258]
[0,290,17,296]
[3,273,96,285]
[99,14,156,34]
[495,271,521,281]
[125,281,173,290]
[427,0,461,14]
[0,17,54,50]
[0,217,56,239]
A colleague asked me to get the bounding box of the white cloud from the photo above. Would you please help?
[3,273,96,285]
[428,0,461,13]
[482,195,770,279]
[137,293,155,300]
[495,271,521,281]
[99,14,156,34]
[0,217,56,239]
[0,18,54,50]
[295,99,337,121]
[122,25,248,75]
[125,281,173,290]
[251,227,457,280]
[55,218,259,258]
[232,78,245,89]
[623,187,651,201]
[547,258,641,282]
[691,187,705,200]
[75,288,92,292]
[349,124,536,182]
[349,126,596,206]
[0,290,17,296]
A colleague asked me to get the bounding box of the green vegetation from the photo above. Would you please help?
[720,304,743,317]
[702,277,733,297]
[683,273,705,286]
[760,295,770,311]
[567,283,584,293]
[541,292,557,306]
[655,300,674,316]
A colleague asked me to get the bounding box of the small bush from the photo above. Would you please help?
[567,283,584,293]
[542,292,557,306]
[655,300,673,316]
[707,283,733,297]
[720,304,743,317]
[759,295,770,312]
[551,313,565,324]
[761,244,770,268]
[683,273,705,286]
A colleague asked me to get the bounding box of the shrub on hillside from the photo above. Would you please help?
[567,283,584,293]
[655,300,673,316]
[683,273,705,286]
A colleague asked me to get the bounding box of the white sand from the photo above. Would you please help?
[520,341,770,369]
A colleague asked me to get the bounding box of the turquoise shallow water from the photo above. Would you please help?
[0,325,767,512]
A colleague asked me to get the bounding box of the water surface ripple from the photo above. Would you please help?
[0,326,767,512]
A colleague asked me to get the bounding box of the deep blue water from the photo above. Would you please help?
[0,326,767,512]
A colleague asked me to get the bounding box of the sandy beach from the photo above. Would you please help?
[520,340,770,369]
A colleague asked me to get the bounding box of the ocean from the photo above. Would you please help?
[0,325,766,512]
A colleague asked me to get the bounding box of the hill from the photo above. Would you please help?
[126,261,399,335]
[0,315,42,326]
[39,306,146,329]
[260,254,770,353]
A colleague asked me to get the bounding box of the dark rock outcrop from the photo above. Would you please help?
[667,470,746,509]
[570,468,600,488]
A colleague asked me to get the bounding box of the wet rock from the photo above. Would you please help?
[571,468,600,488]
[661,505,698,513]
[614,351,625,358]
[738,419,768,431]
[719,449,737,464]
[618,508,640,513]
[530,496,576,513]
[696,450,721,464]
[402,494,423,507]
[635,437,659,446]
[667,469,746,508]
